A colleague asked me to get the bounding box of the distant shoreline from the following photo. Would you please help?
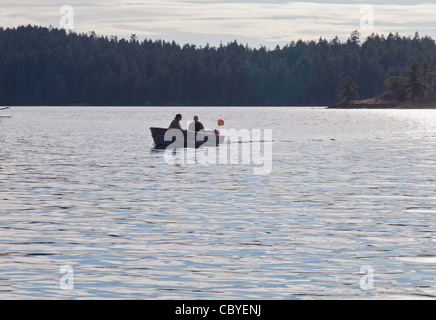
[328,104,436,109]
[2,104,436,109]
[328,98,436,110]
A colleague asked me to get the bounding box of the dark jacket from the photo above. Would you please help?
[169,119,182,130]
[195,121,204,132]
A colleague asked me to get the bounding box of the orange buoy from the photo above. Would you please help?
[217,119,224,126]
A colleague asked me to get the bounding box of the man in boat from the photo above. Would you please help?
[188,116,205,132]
[169,114,183,130]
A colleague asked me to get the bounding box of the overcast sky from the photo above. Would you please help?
[1,0,436,47]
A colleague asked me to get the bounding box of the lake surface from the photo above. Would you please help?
[1,106,436,299]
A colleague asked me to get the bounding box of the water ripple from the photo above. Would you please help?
[1,107,436,299]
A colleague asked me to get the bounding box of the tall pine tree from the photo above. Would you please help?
[338,77,359,105]
[407,60,426,100]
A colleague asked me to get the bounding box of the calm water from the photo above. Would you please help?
[1,106,436,300]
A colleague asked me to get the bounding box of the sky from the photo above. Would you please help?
[1,0,436,47]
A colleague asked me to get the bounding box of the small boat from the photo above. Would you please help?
[150,127,224,149]
[0,107,12,118]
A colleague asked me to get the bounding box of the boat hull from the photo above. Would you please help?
[0,107,12,118]
[150,127,224,149]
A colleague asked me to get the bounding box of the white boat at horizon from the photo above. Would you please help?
[0,106,12,117]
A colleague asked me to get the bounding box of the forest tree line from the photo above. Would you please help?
[0,25,436,106]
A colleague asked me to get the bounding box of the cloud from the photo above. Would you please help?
[1,1,436,46]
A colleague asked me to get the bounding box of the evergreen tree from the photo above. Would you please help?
[384,76,408,101]
[421,61,432,95]
[338,77,359,105]
[432,69,436,92]
[407,60,426,100]
[0,42,2,94]
[0,26,436,106]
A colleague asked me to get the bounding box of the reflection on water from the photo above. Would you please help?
[0,107,436,299]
